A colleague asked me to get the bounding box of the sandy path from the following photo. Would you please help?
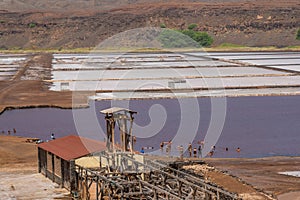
[0,172,69,200]
[0,136,69,200]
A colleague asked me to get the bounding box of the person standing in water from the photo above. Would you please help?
[188,143,192,157]
[193,147,197,158]
[160,142,164,153]
[198,145,202,158]
[178,145,184,160]
[166,140,172,156]
[140,147,145,154]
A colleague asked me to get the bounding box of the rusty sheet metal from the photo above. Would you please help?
[38,135,106,161]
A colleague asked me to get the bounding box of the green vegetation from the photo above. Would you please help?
[158,25,214,48]
[187,23,197,30]
[28,22,37,28]
[179,29,213,47]
[160,23,166,28]
[158,29,200,48]
[0,20,5,24]
[297,29,300,40]
[286,45,300,49]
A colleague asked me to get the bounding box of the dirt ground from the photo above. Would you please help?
[206,157,300,199]
[0,53,89,114]
[183,164,274,200]
[1,135,299,199]
[0,135,70,199]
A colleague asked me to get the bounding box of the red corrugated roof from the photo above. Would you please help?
[38,135,106,161]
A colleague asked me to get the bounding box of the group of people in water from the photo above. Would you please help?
[157,140,241,158]
[1,128,17,135]
[2,130,242,158]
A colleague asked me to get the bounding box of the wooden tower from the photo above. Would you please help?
[100,107,137,153]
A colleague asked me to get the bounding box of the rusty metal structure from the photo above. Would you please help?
[70,107,240,199]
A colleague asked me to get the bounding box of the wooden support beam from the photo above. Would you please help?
[85,169,90,200]
[38,147,41,173]
[45,150,48,178]
[61,158,64,188]
[51,153,55,182]
[70,160,76,192]
[140,181,181,200]
[96,177,99,200]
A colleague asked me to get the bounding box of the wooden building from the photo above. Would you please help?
[38,135,106,190]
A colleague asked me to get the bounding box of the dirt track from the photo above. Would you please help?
[0,53,89,114]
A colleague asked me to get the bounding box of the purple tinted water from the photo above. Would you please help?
[0,96,300,158]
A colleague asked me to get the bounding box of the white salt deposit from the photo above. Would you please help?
[279,171,300,177]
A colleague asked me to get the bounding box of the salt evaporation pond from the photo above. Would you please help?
[0,95,300,158]
[49,51,300,97]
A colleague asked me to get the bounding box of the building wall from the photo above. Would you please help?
[46,152,53,172]
[62,160,71,189]
[54,155,62,177]
[38,147,47,176]
[38,148,72,190]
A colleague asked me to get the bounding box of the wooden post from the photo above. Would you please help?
[106,114,115,153]
[51,153,55,182]
[121,116,126,152]
[130,113,134,153]
[38,147,41,173]
[70,160,76,192]
[106,114,112,151]
[61,158,65,188]
[178,181,182,197]
[96,176,99,200]
[45,150,48,178]
[85,170,88,200]
[111,119,115,153]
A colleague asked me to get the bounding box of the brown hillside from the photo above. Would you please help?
[0,0,299,49]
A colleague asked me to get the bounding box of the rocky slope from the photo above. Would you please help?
[0,0,299,49]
